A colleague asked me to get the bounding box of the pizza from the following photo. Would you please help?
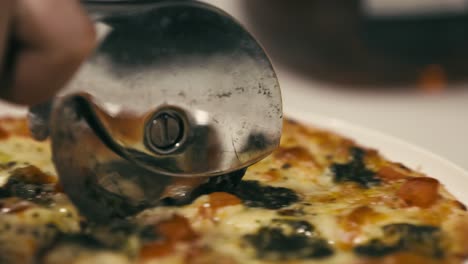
[0,117,467,264]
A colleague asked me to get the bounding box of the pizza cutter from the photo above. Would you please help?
[28,0,282,222]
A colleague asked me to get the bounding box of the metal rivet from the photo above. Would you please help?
[148,112,183,150]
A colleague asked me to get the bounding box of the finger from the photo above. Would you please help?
[2,0,96,105]
[0,0,14,75]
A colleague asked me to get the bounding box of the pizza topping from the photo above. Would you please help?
[273,147,318,168]
[337,206,387,248]
[0,127,9,140]
[164,169,246,206]
[0,197,33,214]
[41,221,139,260]
[0,223,61,264]
[139,214,198,259]
[81,178,148,219]
[42,246,132,264]
[377,165,408,181]
[228,180,299,209]
[270,219,316,236]
[206,192,241,210]
[0,118,30,138]
[42,220,159,262]
[340,206,385,232]
[183,246,238,264]
[443,215,468,258]
[0,117,466,263]
[397,177,439,208]
[330,147,380,187]
[154,214,198,242]
[243,221,333,260]
[354,223,443,258]
[356,252,444,264]
[0,167,57,207]
[40,231,134,264]
[9,165,56,184]
[277,207,305,217]
[199,192,241,220]
[261,169,282,182]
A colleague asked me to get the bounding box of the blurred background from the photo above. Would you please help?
[202,0,468,169]
[2,0,467,170]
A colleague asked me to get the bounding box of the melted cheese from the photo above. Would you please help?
[0,118,467,264]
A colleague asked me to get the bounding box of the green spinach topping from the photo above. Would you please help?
[331,147,379,187]
[230,180,299,209]
[354,223,443,258]
[244,219,333,260]
[0,170,56,207]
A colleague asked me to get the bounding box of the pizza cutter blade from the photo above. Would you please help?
[28,0,282,221]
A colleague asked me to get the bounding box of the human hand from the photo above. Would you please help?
[0,0,96,105]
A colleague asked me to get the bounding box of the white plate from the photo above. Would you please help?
[1,104,467,204]
[288,111,468,205]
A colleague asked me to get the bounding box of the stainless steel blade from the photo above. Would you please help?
[29,0,282,221]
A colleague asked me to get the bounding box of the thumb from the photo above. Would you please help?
[1,0,96,105]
